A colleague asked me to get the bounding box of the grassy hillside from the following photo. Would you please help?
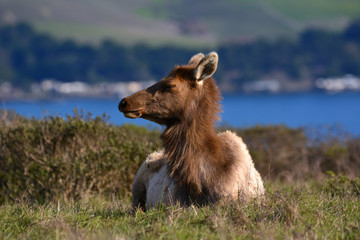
[1,0,360,47]
[0,109,359,239]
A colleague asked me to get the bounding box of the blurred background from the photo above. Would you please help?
[1,0,360,135]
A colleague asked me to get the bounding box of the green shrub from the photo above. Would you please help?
[1,109,359,203]
[0,109,161,203]
[231,125,360,182]
[324,171,360,197]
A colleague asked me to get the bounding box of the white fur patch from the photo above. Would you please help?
[146,150,164,165]
[195,64,204,80]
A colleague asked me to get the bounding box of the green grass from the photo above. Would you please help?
[32,21,217,48]
[1,179,359,239]
[4,0,360,46]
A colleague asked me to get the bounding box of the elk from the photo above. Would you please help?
[118,52,264,210]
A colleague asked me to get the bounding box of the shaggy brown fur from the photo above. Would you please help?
[119,52,264,209]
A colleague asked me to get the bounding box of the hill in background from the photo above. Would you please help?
[1,0,360,47]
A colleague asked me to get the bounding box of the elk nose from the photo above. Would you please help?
[118,98,127,111]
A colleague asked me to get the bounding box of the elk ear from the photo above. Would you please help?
[194,52,218,82]
[188,53,205,66]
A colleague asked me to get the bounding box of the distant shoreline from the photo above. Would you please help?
[2,75,360,102]
[2,89,360,102]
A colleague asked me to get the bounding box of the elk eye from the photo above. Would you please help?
[163,85,175,92]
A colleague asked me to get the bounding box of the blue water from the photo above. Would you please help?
[1,92,360,136]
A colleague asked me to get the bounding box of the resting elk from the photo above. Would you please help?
[118,52,264,210]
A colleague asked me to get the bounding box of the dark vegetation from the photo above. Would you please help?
[1,19,360,88]
[0,109,161,203]
[1,109,359,204]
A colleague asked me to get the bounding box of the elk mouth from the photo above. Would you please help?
[122,110,143,119]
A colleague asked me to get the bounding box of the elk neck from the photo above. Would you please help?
[161,78,225,194]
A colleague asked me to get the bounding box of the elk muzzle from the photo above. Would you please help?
[118,97,144,119]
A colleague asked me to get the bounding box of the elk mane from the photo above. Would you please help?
[161,68,230,196]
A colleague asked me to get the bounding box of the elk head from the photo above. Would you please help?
[118,52,219,126]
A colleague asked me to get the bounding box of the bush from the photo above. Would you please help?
[0,109,161,203]
[229,125,360,181]
[324,171,360,197]
[1,109,359,203]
